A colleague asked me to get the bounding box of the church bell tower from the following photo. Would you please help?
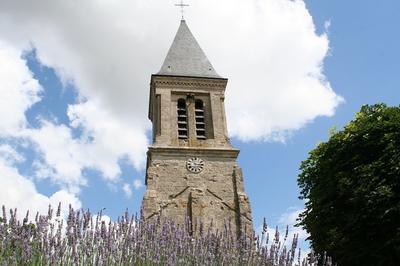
[142,20,253,236]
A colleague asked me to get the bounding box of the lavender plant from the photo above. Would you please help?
[0,204,329,265]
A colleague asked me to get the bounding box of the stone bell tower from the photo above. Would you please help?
[142,20,253,236]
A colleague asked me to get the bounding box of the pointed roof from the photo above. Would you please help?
[157,20,222,78]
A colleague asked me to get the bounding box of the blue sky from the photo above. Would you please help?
[0,0,399,250]
[247,0,400,227]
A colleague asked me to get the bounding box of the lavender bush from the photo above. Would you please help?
[0,204,330,265]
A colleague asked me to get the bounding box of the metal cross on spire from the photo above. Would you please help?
[175,0,189,20]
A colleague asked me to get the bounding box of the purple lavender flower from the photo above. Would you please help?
[0,204,330,265]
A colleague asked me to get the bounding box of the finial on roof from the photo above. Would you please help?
[175,0,189,20]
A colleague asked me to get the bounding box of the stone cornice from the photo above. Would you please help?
[148,146,240,159]
[151,75,228,90]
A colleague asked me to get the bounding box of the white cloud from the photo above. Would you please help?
[121,179,143,199]
[25,110,147,193]
[133,179,143,190]
[25,121,89,193]
[0,144,24,164]
[254,208,309,249]
[92,214,112,225]
[68,100,148,171]
[122,183,133,199]
[278,207,309,243]
[0,0,343,215]
[325,20,332,32]
[0,38,146,212]
[0,39,147,195]
[0,42,82,218]
[254,207,310,261]
[0,0,342,146]
[0,41,42,136]
[0,149,81,220]
[197,0,344,141]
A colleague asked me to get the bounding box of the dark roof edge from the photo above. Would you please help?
[151,74,228,81]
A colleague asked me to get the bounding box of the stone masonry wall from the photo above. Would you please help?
[142,150,253,237]
[144,75,254,237]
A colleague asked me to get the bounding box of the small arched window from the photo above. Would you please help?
[177,99,188,139]
[195,100,206,139]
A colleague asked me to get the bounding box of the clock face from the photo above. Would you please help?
[186,157,205,173]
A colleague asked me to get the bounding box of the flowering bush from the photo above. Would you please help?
[0,204,330,265]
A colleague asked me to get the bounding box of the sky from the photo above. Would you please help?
[0,0,399,250]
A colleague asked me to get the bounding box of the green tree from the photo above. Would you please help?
[298,104,400,265]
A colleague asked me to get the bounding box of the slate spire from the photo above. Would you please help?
[157,20,221,78]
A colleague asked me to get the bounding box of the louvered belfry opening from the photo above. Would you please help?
[177,98,188,139]
[195,99,206,139]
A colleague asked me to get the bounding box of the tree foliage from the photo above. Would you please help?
[298,104,400,265]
